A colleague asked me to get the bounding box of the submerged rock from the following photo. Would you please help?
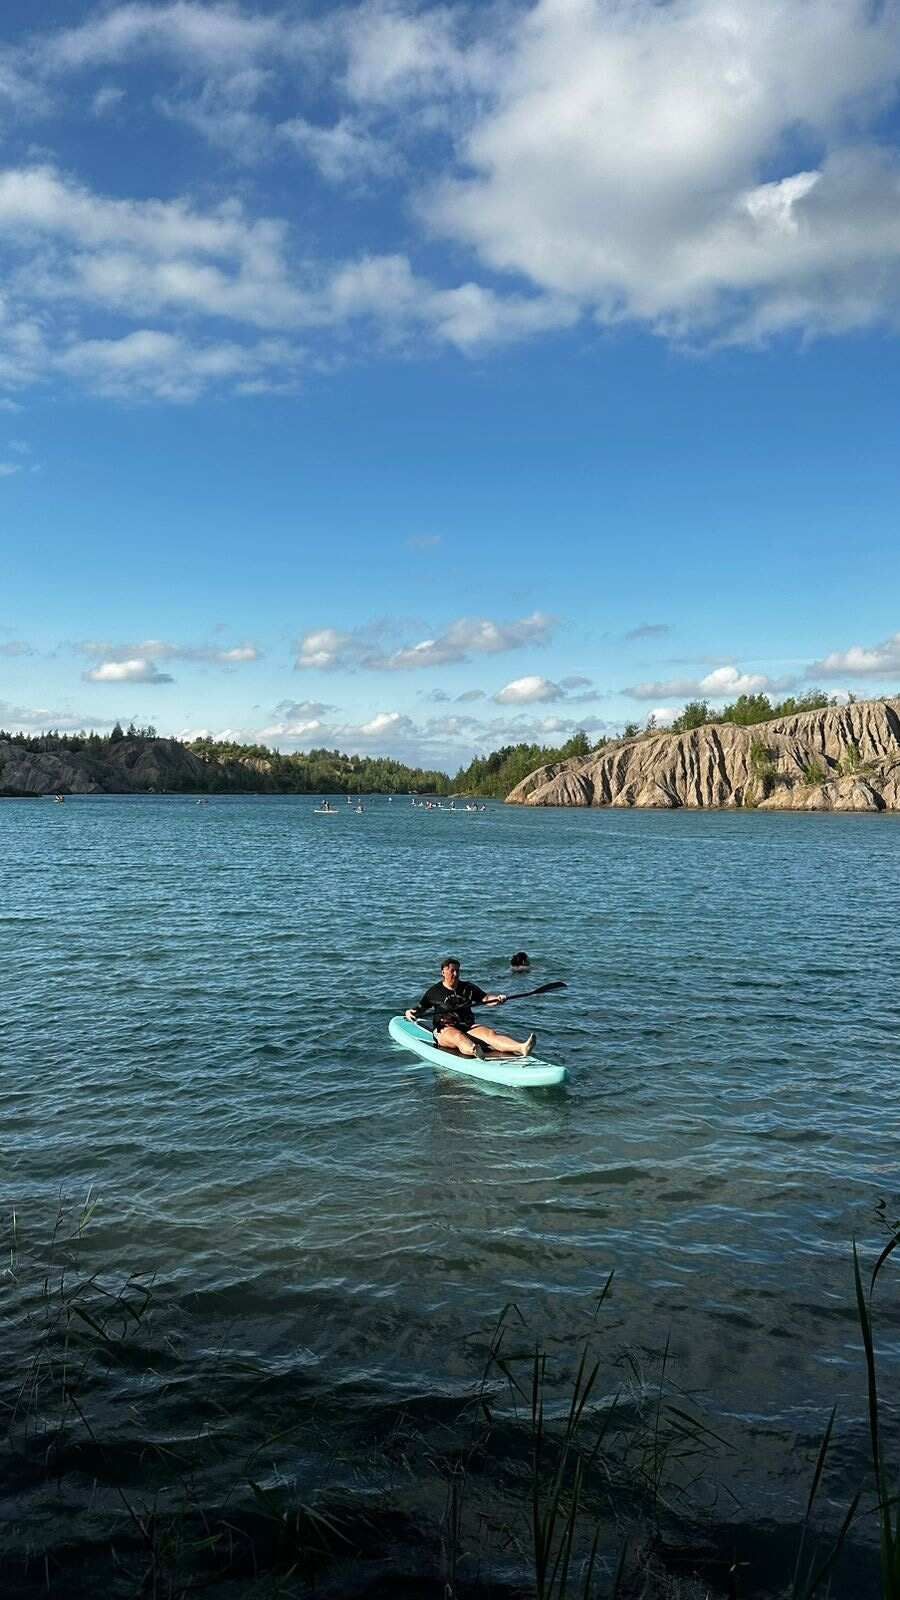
[506,697,900,813]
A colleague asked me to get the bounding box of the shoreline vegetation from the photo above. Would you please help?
[0,719,594,800]
[2,1199,897,1598]
[1,692,899,808]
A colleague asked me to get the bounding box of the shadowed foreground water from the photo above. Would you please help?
[2,795,899,1596]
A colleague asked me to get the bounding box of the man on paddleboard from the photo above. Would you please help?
[405,958,536,1060]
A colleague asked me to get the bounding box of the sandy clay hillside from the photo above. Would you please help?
[507,697,900,812]
[0,737,275,797]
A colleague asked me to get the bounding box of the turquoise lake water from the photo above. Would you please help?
[3,795,899,1596]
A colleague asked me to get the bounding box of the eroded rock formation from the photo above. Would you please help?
[506,697,900,812]
[0,737,274,796]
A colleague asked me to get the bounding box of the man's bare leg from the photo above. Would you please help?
[469,1025,536,1058]
[434,1024,480,1057]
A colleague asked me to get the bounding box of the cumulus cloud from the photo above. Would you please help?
[258,715,326,739]
[809,632,900,678]
[3,0,899,410]
[294,627,362,671]
[493,672,602,705]
[296,611,555,671]
[373,612,555,670]
[358,709,413,736]
[627,664,794,700]
[0,698,115,730]
[84,658,174,684]
[494,674,563,705]
[250,696,609,767]
[271,698,337,721]
[80,637,261,680]
[0,163,573,401]
[423,0,900,344]
[646,707,680,730]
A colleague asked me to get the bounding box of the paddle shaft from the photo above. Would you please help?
[475,981,567,1004]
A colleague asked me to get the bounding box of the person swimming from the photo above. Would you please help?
[510,951,530,972]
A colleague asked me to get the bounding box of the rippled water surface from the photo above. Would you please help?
[3,795,900,1595]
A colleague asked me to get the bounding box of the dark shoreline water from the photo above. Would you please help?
[3,796,899,1596]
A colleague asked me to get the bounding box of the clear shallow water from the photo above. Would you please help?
[2,795,899,1595]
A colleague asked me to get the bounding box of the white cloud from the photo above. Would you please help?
[258,716,326,740]
[699,666,773,696]
[646,707,679,730]
[373,611,556,669]
[4,0,900,411]
[41,3,289,74]
[92,85,125,117]
[0,164,572,400]
[215,645,259,663]
[80,637,261,675]
[0,639,33,656]
[84,658,174,684]
[0,165,307,331]
[0,462,22,477]
[279,116,397,185]
[627,664,793,700]
[424,0,900,343]
[0,698,114,731]
[625,677,701,702]
[258,697,337,738]
[296,611,555,671]
[254,700,609,767]
[342,3,493,105]
[358,709,413,736]
[157,69,277,163]
[324,253,574,348]
[80,637,261,664]
[494,674,563,705]
[810,632,900,678]
[295,627,359,671]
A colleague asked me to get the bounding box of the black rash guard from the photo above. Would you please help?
[414,980,487,1033]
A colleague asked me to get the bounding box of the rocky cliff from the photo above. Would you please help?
[0,737,271,796]
[506,697,900,812]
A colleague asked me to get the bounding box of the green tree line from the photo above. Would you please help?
[0,693,882,800]
[666,689,837,733]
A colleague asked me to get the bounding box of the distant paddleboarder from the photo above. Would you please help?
[405,957,536,1060]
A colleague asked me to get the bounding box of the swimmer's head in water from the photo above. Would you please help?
[510,951,530,969]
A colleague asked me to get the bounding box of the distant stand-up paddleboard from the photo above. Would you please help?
[388,1016,566,1088]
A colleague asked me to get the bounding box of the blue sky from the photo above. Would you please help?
[2,0,900,771]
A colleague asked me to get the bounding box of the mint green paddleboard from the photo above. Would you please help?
[388,1016,566,1087]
